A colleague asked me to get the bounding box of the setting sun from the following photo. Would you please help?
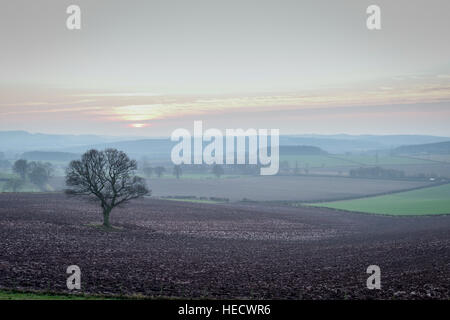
[130,123,148,128]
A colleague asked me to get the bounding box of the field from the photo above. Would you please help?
[147,176,434,202]
[0,193,449,299]
[334,154,434,166]
[278,154,450,177]
[280,155,353,168]
[280,154,434,168]
[310,184,450,216]
[409,154,450,163]
[0,180,42,192]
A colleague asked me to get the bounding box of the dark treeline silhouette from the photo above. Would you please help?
[3,159,53,191]
[349,166,405,179]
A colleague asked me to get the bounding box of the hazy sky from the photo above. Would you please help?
[1,0,449,136]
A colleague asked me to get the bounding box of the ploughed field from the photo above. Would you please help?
[148,176,434,202]
[0,193,449,299]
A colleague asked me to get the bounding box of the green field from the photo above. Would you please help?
[0,172,15,179]
[280,154,434,169]
[336,154,434,166]
[310,184,450,216]
[0,180,51,192]
[0,290,112,300]
[410,154,450,163]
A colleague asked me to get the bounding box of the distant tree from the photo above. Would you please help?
[3,178,24,192]
[294,161,299,175]
[212,164,224,178]
[140,156,150,168]
[154,166,166,178]
[13,159,28,180]
[0,152,4,160]
[28,161,53,176]
[349,166,405,179]
[279,160,290,173]
[65,149,149,228]
[28,162,53,191]
[173,165,182,179]
[142,167,153,178]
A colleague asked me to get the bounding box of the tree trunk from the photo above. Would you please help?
[103,208,112,228]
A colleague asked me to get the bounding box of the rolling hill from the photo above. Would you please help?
[394,141,450,155]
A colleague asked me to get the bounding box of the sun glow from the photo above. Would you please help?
[130,123,149,128]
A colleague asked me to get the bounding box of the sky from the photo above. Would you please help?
[0,0,450,136]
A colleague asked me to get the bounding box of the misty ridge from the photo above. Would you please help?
[1,130,450,161]
[2,129,450,200]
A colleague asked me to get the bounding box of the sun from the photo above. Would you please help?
[130,123,149,128]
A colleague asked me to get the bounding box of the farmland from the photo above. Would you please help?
[408,154,450,163]
[0,193,448,299]
[148,176,434,202]
[280,154,435,168]
[309,184,450,216]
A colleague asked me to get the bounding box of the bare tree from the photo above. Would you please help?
[294,161,299,175]
[212,164,224,178]
[65,149,149,228]
[28,162,53,191]
[173,165,182,179]
[142,167,153,178]
[154,166,165,178]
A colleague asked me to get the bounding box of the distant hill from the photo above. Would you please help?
[65,135,450,157]
[279,135,450,153]
[1,130,449,156]
[0,131,145,152]
[63,139,173,160]
[394,141,450,155]
[65,140,328,161]
[21,151,80,162]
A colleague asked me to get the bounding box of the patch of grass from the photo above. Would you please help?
[0,172,15,179]
[0,290,115,300]
[309,184,450,216]
[0,289,192,300]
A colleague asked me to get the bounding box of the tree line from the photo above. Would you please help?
[2,159,53,192]
[140,163,225,179]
